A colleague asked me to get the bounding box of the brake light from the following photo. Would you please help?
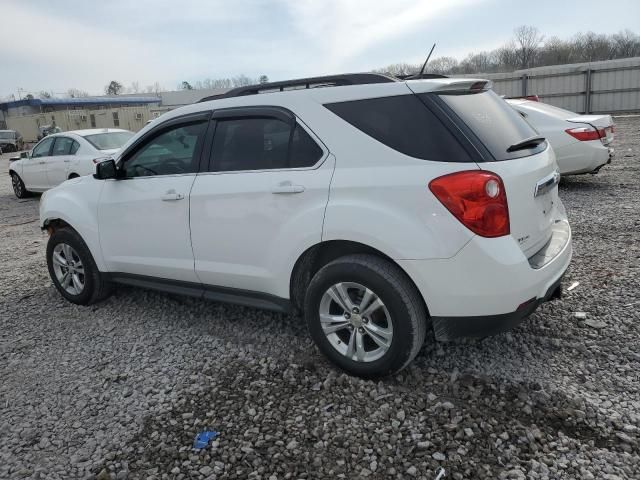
[524,95,539,102]
[565,126,605,141]
[429,171,510,238]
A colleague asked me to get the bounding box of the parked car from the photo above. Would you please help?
[39,74,571,377]
[37,125,62,141]
[9,128,134,198]
[0,129,25,152]
[506,98,614,175]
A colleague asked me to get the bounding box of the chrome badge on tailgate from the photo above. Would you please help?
[534,170,560,198]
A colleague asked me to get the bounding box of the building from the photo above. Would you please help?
[0,88,229,142]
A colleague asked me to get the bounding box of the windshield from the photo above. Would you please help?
[84,131,134,150]
[437,90,542,161]
[0,131,15,139]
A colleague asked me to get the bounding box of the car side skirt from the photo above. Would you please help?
[107,273,292,314]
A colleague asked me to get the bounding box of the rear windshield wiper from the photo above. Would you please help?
[506,136,546,153]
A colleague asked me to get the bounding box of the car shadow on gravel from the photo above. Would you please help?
[558,175,613,192]
[100,356,634,479]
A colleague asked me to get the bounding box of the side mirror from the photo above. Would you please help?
[94,159,118,180]
[20,151,30,159]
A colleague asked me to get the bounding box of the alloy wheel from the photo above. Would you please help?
[319,282,393,362]
[11,175,22,197]
[51,243,85,295]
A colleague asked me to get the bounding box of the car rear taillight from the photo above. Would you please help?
[429,171,510,238]
[565,126,605,142]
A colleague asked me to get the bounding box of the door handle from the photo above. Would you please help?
[63,159,70,163]
[38,161,45,164]
[272,182,305,194]
[161,192,185,201]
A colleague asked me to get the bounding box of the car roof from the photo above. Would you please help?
[155,77,489,125]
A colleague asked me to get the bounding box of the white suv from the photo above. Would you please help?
[39,74,572,377]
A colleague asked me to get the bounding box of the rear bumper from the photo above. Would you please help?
[398,213,571,339]
[431,275,563,340]
[556,141,610,175]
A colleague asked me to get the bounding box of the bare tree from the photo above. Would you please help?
[373,63,419,77]
[611,30,640,58]
[39,91,52,99]
[129,81,141,93]
[513,25,544,69]
[428,56,459,74]
[259,75,269,84]
[66,88,89,98]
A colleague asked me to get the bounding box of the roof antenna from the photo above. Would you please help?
[418,43,437,77]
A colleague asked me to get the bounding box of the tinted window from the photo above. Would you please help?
[84,131,134,150]
[32,137,55,158]
[123,122,206,178]
[325,95,471,162]
[52,137,74,156]
[437,90,540,161]
[290,125,323,168]
[70,141,80,155]
[211,118,322,172]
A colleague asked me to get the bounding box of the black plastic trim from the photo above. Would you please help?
[211,106,295,126]
[432,275,564,341]
[107,273,291,313]
[198,73,397,102]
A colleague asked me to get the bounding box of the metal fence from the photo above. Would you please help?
[464,57,640,114]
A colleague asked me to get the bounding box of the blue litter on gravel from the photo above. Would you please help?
[193,430,220,449]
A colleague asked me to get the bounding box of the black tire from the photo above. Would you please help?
[304,254,427,378]
[10,172,30,199]
[46,227,112,305]
[68,173,79,179]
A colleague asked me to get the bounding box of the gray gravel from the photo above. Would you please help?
[1,117,639,479]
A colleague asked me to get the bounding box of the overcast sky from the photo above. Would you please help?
[1,0,639,98]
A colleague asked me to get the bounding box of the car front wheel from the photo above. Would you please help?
[305,254,427,378]
[47,227,112,305]
[11,172,30,199]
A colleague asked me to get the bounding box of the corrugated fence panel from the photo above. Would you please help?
[462,57,640,114]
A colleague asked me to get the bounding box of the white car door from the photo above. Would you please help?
[22,136,55,190]
[98,114,209,282]
[46,136,75,186]
[189,108,333,299]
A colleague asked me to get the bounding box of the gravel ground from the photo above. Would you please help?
[1,117,639,480]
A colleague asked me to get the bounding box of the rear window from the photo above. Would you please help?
[437,90,541,161]
[325,95,472,162]
[84,131,134,150]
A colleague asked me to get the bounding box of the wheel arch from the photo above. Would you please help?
[289,239,429,316]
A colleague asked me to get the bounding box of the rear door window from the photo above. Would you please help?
[436,90,543,160]
[325,95,472,162]
[210,117,323,172]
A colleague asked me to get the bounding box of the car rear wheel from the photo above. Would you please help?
[305,254,427,378]
[11,172,30,199]
[47,227,112,305]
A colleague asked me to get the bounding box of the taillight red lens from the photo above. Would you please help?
[565,127,604,141]
[429,171,510,238]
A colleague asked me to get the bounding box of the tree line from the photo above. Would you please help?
[375,26,640,77]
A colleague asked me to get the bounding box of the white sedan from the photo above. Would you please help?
[9,129,134,198]
[506,99,614,175]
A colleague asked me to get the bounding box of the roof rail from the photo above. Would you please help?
[198,73,397,102]
[396,73,449,80]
